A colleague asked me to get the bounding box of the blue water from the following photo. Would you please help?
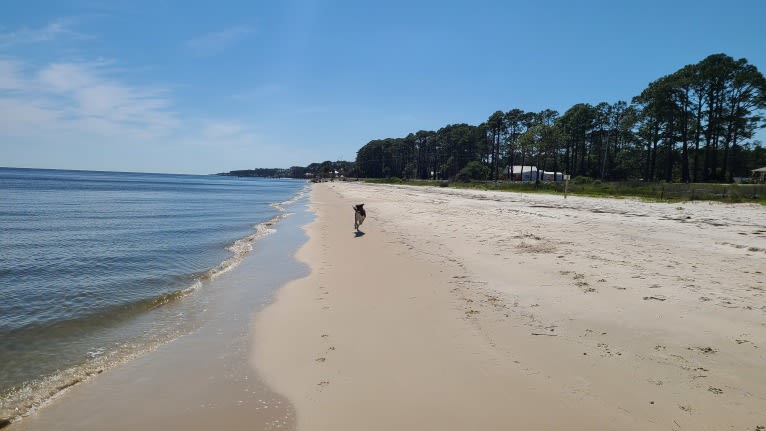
[0,167,308,418]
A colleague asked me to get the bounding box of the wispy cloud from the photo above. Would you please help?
[1,58,263,152]
[0,19,86,48]
[184,25,253,57]
[1,20,266,172]
[0,60,24,89]
[0,60,180,140]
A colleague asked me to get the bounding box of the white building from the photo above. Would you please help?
[506,165,538,181]
[505,165,565,182]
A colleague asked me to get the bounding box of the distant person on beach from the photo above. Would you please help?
[353,204,366,231]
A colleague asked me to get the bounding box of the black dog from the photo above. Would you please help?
[353,204,366,231]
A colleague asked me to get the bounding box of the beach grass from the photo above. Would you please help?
[363,177,766,204]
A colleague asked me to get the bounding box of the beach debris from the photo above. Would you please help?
[643,295,667,301]
[691,346,717,354]
[531,333,558,336]
[708,386,723,395]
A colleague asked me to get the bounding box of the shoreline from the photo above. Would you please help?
[7,194,313,431]
[0,174,310,425]
[253,182,765,430]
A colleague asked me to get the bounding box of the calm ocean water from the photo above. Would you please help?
[0,167,308,419]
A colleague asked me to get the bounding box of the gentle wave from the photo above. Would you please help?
[0,170,309,423]
[0,204,300,423]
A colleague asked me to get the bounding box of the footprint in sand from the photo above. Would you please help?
[690,346,717,354]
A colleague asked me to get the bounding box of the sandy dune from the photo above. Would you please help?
[253,182,766,430]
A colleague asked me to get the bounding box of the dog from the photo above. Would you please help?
[353,204,366,230]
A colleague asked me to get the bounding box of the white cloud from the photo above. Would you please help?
[0,20,275,173]
[184,25,253,57]
[38,62,96,92]
[0,60,24,89]
[0,60,180,140]
[0,19,85,48]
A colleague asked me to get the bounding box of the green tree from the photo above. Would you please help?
[456,160,490,182]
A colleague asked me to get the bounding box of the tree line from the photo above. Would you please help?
[355,53,766,183]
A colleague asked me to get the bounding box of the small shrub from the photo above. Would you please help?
[457,161,490,182]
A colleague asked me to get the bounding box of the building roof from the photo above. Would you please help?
[753,167,766,173]
[508,165,538,172]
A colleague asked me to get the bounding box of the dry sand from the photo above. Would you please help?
[253,182,766,430]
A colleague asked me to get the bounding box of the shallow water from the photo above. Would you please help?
[0,167,308,419]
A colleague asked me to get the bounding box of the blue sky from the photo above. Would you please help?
[1,0,764,174]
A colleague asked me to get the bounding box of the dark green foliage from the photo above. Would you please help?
[220,161,357,180]
[353,53,765,185]
[456,161,490,182]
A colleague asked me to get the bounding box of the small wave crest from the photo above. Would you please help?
[0,186,310,424]
[202,215,279,280]
[204,185,309,280]
[271,183,311,213]
[0,282,203,422]
[0,327,187,424]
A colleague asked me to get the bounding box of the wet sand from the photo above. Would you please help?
[254,182,766,430]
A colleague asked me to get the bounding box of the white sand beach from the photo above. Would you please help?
[8,182,764,430]
[253,182,766,430]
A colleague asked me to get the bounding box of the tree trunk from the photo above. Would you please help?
[693,103,703,182]
[681,88,690,182]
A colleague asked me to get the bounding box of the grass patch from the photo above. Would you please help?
[360,178,766,204]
